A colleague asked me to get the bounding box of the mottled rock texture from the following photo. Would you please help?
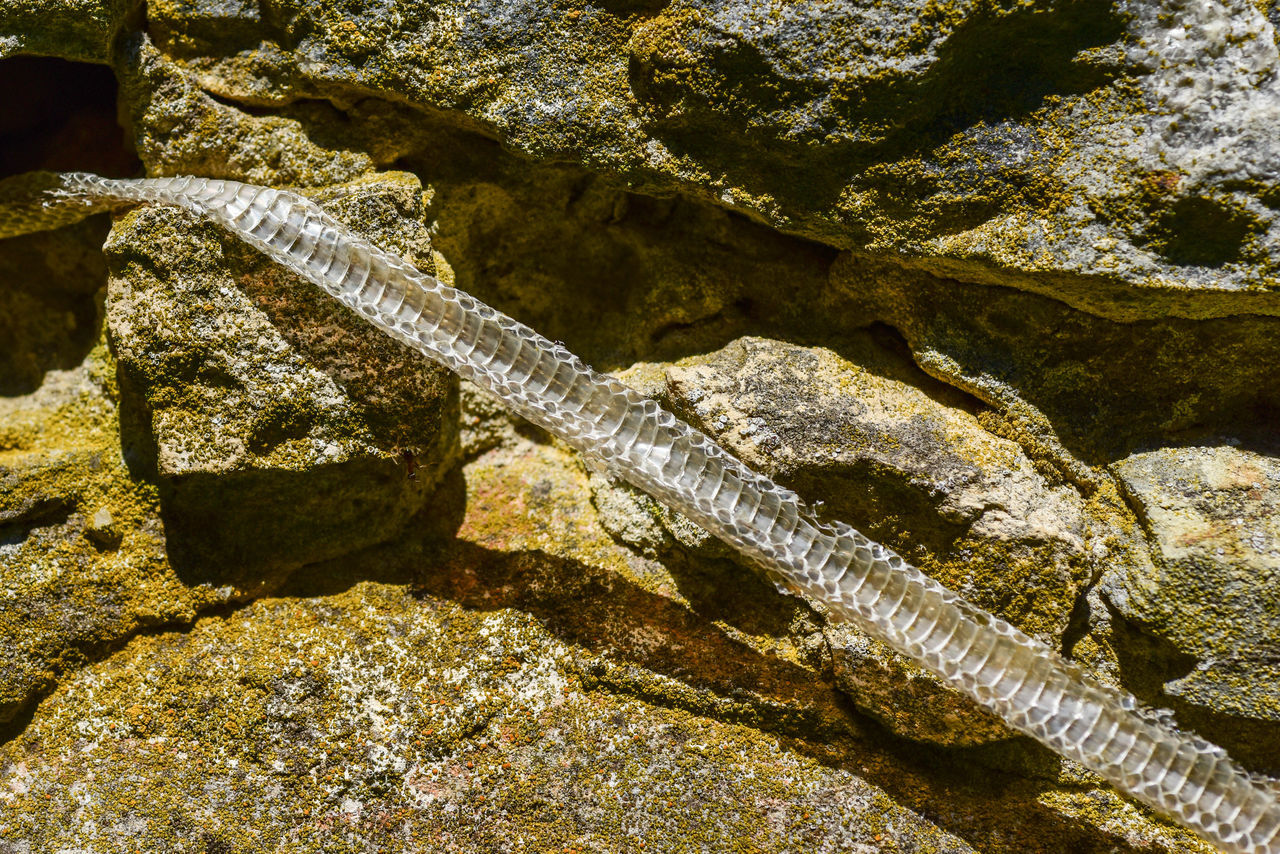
[106,173,458,588]
[1,0,1278,850]
[1107,445,1280,768]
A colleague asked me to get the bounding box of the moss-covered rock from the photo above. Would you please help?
[0,0,130,64]
[0,433,1213,852]
[121,0,1280,317]
[1105,445,1280,770]
[0,581,979,854]
[105,172,458,590]
[0,333,230,728]
[600,335,1092,746]
[1,0,1278,849]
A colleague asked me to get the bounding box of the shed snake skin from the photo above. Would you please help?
[2,170,1278,854]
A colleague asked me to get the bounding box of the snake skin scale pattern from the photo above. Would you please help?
[2,171,1278,854]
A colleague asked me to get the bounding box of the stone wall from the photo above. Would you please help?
[1,0,1277,850]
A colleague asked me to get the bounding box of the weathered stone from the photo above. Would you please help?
[116,35,380,186]
[0,216,108,396]
[0,435,1211,852]
[1,0,1278,848]
[0,582,974,854]
[828,253,1280,471]
[600,335,1091,745]
[1105,444,1280,768]
[0,337,229,727]
[127,0,1280,318]
[0,0,129,64]
[105,172,458,589]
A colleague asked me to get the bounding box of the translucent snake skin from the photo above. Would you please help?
[2,171,1278,853]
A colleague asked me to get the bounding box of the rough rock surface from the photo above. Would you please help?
[21,0,1279,316]
[1,0,1278,850]
[1106,445,1280,769]
[106,172,458,589]
[602,335,1093,746]
[0,435,1206,852]
[0,584,975,854]
[0,334,232,729]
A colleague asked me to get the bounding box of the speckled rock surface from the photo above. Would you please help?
[0,435,1213,852]
[1105,445,1280,768]
[0,581,975,854]
[1,0,1278,850]
[601,335,1093,746]
[72,0,1280,317]
[105,172,458,589]
[0,335,231,729]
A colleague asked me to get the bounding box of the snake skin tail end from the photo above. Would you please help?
[0,171,117,239]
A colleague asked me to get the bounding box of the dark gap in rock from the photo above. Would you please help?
[0,55,134,395]
[1059,587,1097,660]
[0,55,139,179]
[202,87,281,115]
[862,320,992,419]
[394,135,839,372]
[0,497,73,549]
[592,0,672,17]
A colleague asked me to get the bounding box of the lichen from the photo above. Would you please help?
[2,0,1277,848]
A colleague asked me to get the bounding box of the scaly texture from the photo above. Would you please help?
[5,172,1279,854]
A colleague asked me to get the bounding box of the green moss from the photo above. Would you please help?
[0,0,127,63]
[0,329,222,722]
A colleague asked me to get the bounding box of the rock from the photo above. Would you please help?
[600,335,1091,745]
[0,338,228,727]
[116,36,379,186]
[828,253,1280,472]
[127,0,1280,319]
[0,0,128,63]
[104,172,459,590]
[84,505,122,549]
[0,582,976,854]
[823,627,1013,747]
[1,0,1277,848]
[1105,444,1280,769]
[0,215,108,396]
[0,436,1210,852]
